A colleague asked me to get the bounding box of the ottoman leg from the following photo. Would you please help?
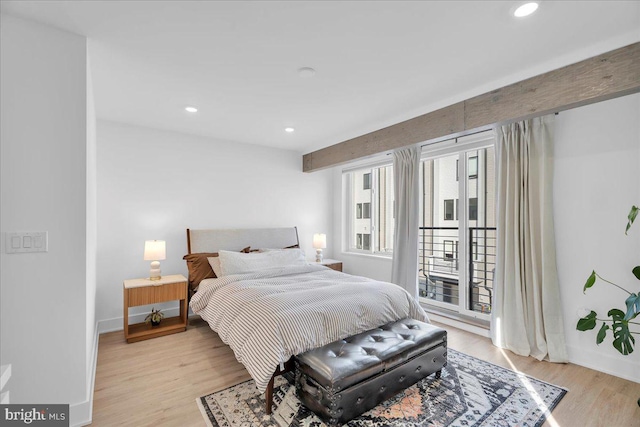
[435,369,442,379]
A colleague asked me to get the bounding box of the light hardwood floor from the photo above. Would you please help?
[92,317,640,426]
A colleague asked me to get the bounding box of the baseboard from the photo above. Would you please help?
[69,322,99,426]
[426,314,639,384]
[566,343,640,384]
[98,307,182,334]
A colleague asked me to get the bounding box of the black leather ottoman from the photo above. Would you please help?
[295,318,447,425]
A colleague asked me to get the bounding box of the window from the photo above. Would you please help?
[363,173,371,189]
[468,156,478,179]
[362,234,371,250]
[443,240,454,259]
[419,134,496,319]
[346,165,394,255]
[362,202,371,219]
[469,197,478,221]
[444,199,454,220]
[458,157,478,180]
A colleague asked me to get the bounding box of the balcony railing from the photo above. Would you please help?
[419,226,496,314]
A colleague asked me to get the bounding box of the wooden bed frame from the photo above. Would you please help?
[187,226,299,254]
[186,226,300,414]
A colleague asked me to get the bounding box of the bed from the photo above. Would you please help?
[185,227,429,412]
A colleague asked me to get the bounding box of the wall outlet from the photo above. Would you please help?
[4,232,48,253]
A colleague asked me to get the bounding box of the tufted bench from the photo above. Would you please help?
[295,318,447,425]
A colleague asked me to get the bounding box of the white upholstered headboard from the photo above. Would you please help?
[186,227,299,254]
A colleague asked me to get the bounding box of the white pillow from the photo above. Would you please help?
[207,256,223,278]
[218,248,307,276]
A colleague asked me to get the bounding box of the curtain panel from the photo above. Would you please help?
[391,146,420,299]
[491,115,568,363]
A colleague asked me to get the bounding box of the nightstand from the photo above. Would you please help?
[317,259,342,272]
[123,274,188,343]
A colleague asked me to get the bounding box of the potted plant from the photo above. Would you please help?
[576,205,639,406]
[145,307,164,326]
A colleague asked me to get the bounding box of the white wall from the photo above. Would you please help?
[96,120,333,324]
[83,48,98,425]
[0,13,94,424]
[554,93,640,382]
[333,93,640,381]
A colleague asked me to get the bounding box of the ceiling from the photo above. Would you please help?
[1,1,639,154]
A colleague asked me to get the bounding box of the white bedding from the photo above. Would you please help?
[189,263,428,392]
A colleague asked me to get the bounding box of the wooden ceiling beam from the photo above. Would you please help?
[303,42,640,172]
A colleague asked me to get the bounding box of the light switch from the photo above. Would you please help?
[5,232,47,254]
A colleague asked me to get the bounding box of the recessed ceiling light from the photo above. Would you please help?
[185,106,198,113]
[514,2,538,17]
[285,127,295,133]
[297,67,316,78]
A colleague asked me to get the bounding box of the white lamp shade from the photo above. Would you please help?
[313,233,327,249]
[144,240,166,261]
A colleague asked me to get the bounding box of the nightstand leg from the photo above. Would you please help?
[180,297,187,326]
[123,288,129,341]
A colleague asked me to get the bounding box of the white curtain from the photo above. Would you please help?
[491,115,568,363]
[391,146,420,299]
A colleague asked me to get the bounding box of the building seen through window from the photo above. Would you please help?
[348,166,394,254]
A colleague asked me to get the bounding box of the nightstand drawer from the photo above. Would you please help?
[126,281,187,306]
[156,281,187,301]
[127,286,157,306]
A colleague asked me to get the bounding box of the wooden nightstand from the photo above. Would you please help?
[318,259,342,272]
[123,274,188,343]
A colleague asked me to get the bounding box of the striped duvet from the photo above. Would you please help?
[190,263,428,392]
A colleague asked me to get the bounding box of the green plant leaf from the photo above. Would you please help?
[596,322,609,344]
[633,266,640,281]
[608,308,625,318]
[583,271,597,293]
[624,293,640,321]
[626,205,638,235]
[609,309,635,355]
[576,310,597,331]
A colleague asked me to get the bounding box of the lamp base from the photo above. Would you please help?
[315,249,323,263]
[149,261,161,280]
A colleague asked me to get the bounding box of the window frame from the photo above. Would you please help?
[419,131,495,322]
[343,161,394,257]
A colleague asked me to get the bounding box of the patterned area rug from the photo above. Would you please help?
[197,349,567,427]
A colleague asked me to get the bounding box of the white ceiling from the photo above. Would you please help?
[1,1,639,154]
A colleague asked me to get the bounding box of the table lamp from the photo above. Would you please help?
[313,233,326,263]
[144,240,166,280]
